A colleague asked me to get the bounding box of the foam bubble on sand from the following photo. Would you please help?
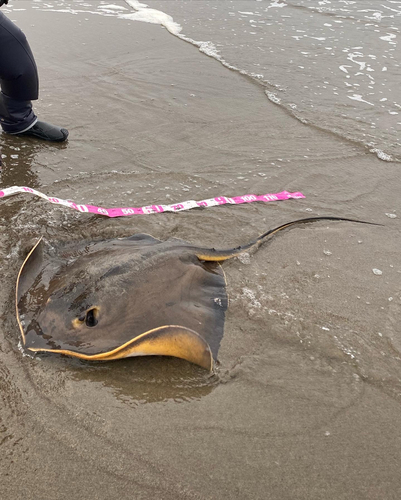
[100,4,128,10]
[347,94,374,106]
[265,91,281,104]
[237,252,251,265]
[18,340,37,359]
[369,148,393,161]
[267,0,288,9]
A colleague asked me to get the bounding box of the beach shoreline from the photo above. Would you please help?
[1,3,400,499]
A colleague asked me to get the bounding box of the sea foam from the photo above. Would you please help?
[123,0,182,35]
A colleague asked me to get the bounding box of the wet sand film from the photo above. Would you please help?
[0,3,400,499]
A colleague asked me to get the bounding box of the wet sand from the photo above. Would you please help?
[1,3,401,500]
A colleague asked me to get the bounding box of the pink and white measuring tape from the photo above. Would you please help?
[0,186,305,218]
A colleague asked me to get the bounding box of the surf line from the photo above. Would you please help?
[0,186,305,218]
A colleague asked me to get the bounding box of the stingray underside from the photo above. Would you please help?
[16,235,228,370]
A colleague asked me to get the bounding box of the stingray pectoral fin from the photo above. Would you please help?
[16,237,44,345]
[29,326,214,371]
[16,237,44,302]
[113,325,213,370]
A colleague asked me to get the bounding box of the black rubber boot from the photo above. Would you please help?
[18,120,69,142]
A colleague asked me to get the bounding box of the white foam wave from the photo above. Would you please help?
[123,0,238,70]
[123,0,182,35]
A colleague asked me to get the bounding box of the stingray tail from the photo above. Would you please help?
[195,216,381,262]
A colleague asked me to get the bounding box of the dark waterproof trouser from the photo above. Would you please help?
[0,11,38,133]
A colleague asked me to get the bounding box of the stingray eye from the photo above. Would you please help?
[72,307,100,330]
[85,307,99,328]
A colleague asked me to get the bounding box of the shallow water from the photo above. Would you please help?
[1,2,401,499]
[139,0,401,159]
[10,0,401,159]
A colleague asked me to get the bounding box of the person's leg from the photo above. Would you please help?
[0,11,38,133]
[0,12,68,141]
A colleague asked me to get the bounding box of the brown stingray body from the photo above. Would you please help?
[16,217,375,370]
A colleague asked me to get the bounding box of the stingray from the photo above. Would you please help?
[16,217,374,371]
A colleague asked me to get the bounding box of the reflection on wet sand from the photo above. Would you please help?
[0,134,40,188]
[67,356,217,405]
[0,133,68,217]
